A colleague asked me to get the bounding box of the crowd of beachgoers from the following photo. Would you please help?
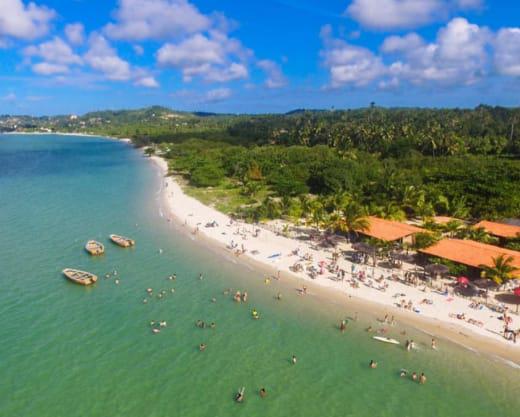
[150,157,519,359]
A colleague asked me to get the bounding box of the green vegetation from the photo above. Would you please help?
[479,254,517,284]
[5,105,520,226]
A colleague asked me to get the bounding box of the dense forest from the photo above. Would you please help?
[4,105,520,223]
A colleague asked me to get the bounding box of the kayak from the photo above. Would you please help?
[372,336,400,345]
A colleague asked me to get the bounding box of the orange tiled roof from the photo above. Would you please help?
[357,217,424,241]
[473,221,520,239]
[419,238,520,276]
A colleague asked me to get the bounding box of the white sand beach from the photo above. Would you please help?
[150,155,520,363]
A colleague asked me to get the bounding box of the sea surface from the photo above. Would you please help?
[0,134,518,417]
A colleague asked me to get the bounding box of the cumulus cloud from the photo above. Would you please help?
[203,87,232,102]
[24,36,82,66]
[0,0,55,40]
[346,0,482,30]
[105,0,210,41]
[257,59,287,88]
[494,28,520,77]
[384,18,491,86]
[84,34,132,81]
[134,76,159,88]
[83,34,159,88]
[320,25,386,87]
[133,44,144,55]
[321,18,500,89]
[32,62,70,75]
[157,31,250,82]
[65,23,85,45]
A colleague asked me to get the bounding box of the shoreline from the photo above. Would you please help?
[7,132,517,364]
[1,131,133,142]
[149,155,520,365]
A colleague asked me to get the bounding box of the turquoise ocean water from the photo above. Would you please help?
[0,134,518,417]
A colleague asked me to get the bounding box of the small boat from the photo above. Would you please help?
[109,234,135,248]
[63,268,98,286]
[85,240,104,255]
[372,336,400,345]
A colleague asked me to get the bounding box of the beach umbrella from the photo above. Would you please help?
[457,276,470,285]
[352,242,376,254]
[473,278,498,289]
[425,264,450,277]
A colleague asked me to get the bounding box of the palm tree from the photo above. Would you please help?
[330,201,369,241]
[443,220,463,238]
[480,254,517,285]
[308,200,325,231]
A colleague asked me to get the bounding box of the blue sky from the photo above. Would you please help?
[0,0,519,115]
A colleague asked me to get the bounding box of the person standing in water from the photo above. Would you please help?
[291,355,297,365]
[419,373,427,384]
[369,360,377,368]
[259,388,267,398]
[339,320,347,332]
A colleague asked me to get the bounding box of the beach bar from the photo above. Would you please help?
[419,238,520,278]
[357,216,425,244]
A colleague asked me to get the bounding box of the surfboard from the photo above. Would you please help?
[372,336,400,345]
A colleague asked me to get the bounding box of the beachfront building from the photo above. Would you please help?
[419,238,520,278]
[473,220,520,242]
[357,216,425,245]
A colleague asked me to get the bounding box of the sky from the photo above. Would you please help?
[0,0,519,115]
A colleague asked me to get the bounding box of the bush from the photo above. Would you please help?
[190,163,225,187]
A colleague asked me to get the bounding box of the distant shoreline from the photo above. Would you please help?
[1,131,133,143]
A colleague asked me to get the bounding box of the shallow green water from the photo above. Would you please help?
[0,134,518,417]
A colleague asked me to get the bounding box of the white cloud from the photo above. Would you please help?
[133,44,144,55]
[0,0,55,40]
[105,0,210,41]
[384,18,491,85]
[494,28,520,77]
[2,92,16,102]
[320,25,386,87]
[257,59,287,88]
[65,23,85,45]
[32,62,70,75]
[346,0,482,30]
[84,34,132,81]
[134,76,159,88]
[83,34,159,88]
[24,37,82,66]
[381,33,424,53]
[157,31,250,83]
[204,87,232,102]
[321,18,496,89]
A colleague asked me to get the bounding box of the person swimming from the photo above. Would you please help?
[339,320,347,332]
[235,387,245,403]
[210,322,216,329]
[196,320,205,328]
[276,292,282,300]
[199,343,206,352]
[419,373,427,384]
[431,338,437,350]
[241,291,248,302]
[400,369,408,377]
[252,309,260,319]
[369,360,377,369]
